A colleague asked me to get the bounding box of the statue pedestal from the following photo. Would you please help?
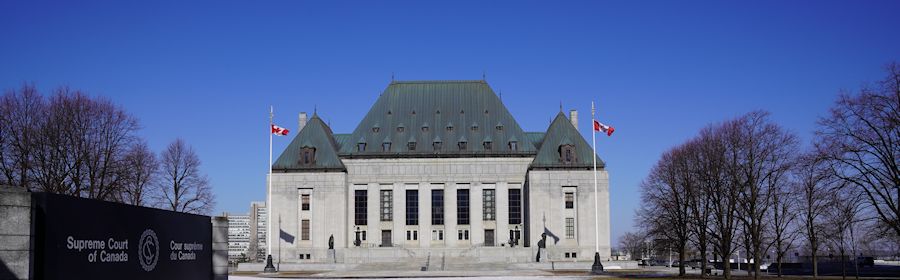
[263,255,277,273]
[590,252,605,275]
[326,249,336,263]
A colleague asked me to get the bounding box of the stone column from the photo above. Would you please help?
[0,186,31,280]
[392,183,405,246]
[496,182,510,246]
[211,216,229,280]
[419,183,431,248]
[367,183,379,247]
[444,183,457,247]
[471,184,484,246]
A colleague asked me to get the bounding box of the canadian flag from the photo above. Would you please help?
[271,124,289,136]
[593,119,615,136]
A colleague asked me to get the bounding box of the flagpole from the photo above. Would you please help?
[591,101,604,274]
[268,106,273,257]
[591,102,599,254]
[265,106,276,272]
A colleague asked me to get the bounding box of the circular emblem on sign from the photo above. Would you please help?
[138,229,159,272]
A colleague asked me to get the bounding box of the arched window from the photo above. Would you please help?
[559,144,576,164]
[300,147,316,165]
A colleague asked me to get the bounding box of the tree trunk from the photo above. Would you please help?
[777,254,783,277]
[813,254,818,280]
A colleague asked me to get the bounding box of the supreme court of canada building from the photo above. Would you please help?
[267,80,610,264]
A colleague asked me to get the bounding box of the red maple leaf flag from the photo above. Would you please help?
[593,119,615,136]
[271,124,289,136]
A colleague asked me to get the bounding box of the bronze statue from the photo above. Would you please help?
[328,234,334,250]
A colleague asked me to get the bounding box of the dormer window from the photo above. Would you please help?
[446,125,454,132]
[433,141,442,150]
[372,127,380,133]
[397,126,405,133]
[483,141,492,150]
[458,141,468,151]
[496,124,504,131]
[422,126,429,132]
[471,125,479,132]
[559,144,576,164]
[300,147,316,165]
[383,142,392,152]
[508,141,518,151]
[358,142,367,152]
[408,141,416,151]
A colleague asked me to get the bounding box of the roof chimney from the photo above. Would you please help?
[569,109,578,131]
[299,112,308,132]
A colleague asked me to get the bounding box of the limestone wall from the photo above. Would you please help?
[0,186,31,280]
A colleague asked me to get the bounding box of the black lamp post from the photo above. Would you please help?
[354,227,362,247]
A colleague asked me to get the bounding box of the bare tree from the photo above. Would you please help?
[705,122,741,279]
[119,141,158,206]
[26,88,139,200]
[0,83,44,189]
[155,139,214,214]
[726,111,799,279]
[638,144,693,276]
[769,177,801,277]
[619,231,648,261]
[816,62,900,237]
[795,153,831,279]
[822,187,864,280]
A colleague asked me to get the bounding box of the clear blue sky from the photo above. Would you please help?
[2,0,899,244]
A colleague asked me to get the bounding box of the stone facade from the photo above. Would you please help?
[266,80,611,265]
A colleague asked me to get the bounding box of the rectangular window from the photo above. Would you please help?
[566,217,575,239]
[483,189,495,221]
[301,194,310,211]
[380,190,393,221]
[383,142,391,152]
[458,229,470,240]
[431,189,444,225]
[432,230,445,240]
[565,192,574,209]
[457,189,470,225]
[508,189,522,225]
[408,141,416,151]
[406,190,418,225]
[301,219,310,240]
[354,190,367,225]
[407,230,418,240]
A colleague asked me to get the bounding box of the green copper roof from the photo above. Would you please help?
[530,112,605,169]
[273,114,346,172]
[339,80,536,157]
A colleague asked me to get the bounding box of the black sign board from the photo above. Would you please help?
[32,192,212,280]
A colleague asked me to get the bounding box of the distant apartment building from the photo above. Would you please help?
[227,213,251,263]
[248,201,267,262]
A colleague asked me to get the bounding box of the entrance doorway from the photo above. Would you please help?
[484,229,495,246]
[381,230,392,247]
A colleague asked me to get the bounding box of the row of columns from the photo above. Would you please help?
[350,182,522,248]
